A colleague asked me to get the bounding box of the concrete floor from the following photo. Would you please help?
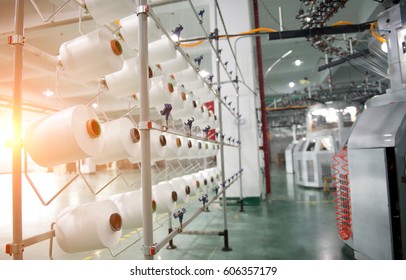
[0,163,354,260]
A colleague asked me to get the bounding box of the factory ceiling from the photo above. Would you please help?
[0,0,390,124]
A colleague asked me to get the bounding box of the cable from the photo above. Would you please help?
[330,21,354,26]
[332,147,352,241]
[179,40,204,47]
[370,21,386,43]
[179,27,277,47]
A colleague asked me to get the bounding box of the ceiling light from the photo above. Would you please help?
[92,102,99,109]
[42,88,54,97]
[199,70,210,78]
[294,59,302,66]
[171,34,183,41]
[289,81,295,88]
[381,41,388,53]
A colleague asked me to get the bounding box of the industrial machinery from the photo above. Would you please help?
[345,1,406,259]
[293,102,356,188]
[285,125,298,174]
[285,141,296,174]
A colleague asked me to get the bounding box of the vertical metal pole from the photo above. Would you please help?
[292,124,297,142]
[325,53,333,94]
[11,0,24,260]
[214,2,231,252]
[236,82,244,212]
[166,212,177,249]
[138,0,154,260]
[253,0,271,194]
[337,110,344,145]
[165,158,177,249]
[278,7,283,31]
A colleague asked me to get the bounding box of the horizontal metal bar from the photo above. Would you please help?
[266,105,308,111]
[180,230,224,236]
[153,207,204,253]
[30,0,73,23]
[268,22,373,41]
[148,8,239,119]
[149,124,239,148]
[23,230,55,248]
[317,49,369,72]
[151,173,242,254]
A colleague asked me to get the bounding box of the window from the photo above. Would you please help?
[306,139,316,151]
[320,136,333,151]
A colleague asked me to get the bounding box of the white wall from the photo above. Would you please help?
[153,0,263,198]
[210,0,262,198]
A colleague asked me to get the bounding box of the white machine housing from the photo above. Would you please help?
[293,102,355,188]
[345,1,406,259]
[285,142,296,174]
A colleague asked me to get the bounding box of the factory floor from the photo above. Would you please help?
[0,163,354,260]
[147,163,354,260]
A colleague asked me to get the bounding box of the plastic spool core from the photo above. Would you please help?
[159,135,167,146]
[110,40,123,56]
[176,137,182,147]
[187,140,192,148]
[130,128,141,143]
[86,119,101,138]
[204,179,208,186]
[152,200,157,212]
[167,83,174,93]
[109,213,123,232]
[210,176,214,183]
[185,185,191,195]
[148,66,153,78]
[196,180,200,188]
[171,191,178,202]
[200,106,204,113]
[198,142,202,149]
[181,91,186,101]
[192,101,197,108]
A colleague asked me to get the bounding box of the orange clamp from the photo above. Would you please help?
[150,246,155,256]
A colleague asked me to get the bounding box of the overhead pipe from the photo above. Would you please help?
[317,49,370,71]
[253,0,271,194]
[268,22,373,41]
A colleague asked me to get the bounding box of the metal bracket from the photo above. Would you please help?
[5,242,24,256]
[143,245,154,256]
[8,35,25,45]
[139,120,152,130]
[137,4,149,15]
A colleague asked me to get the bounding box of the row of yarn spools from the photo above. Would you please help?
[54,167,221,254]
[24,104,225,168]
[59,6,217,126]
